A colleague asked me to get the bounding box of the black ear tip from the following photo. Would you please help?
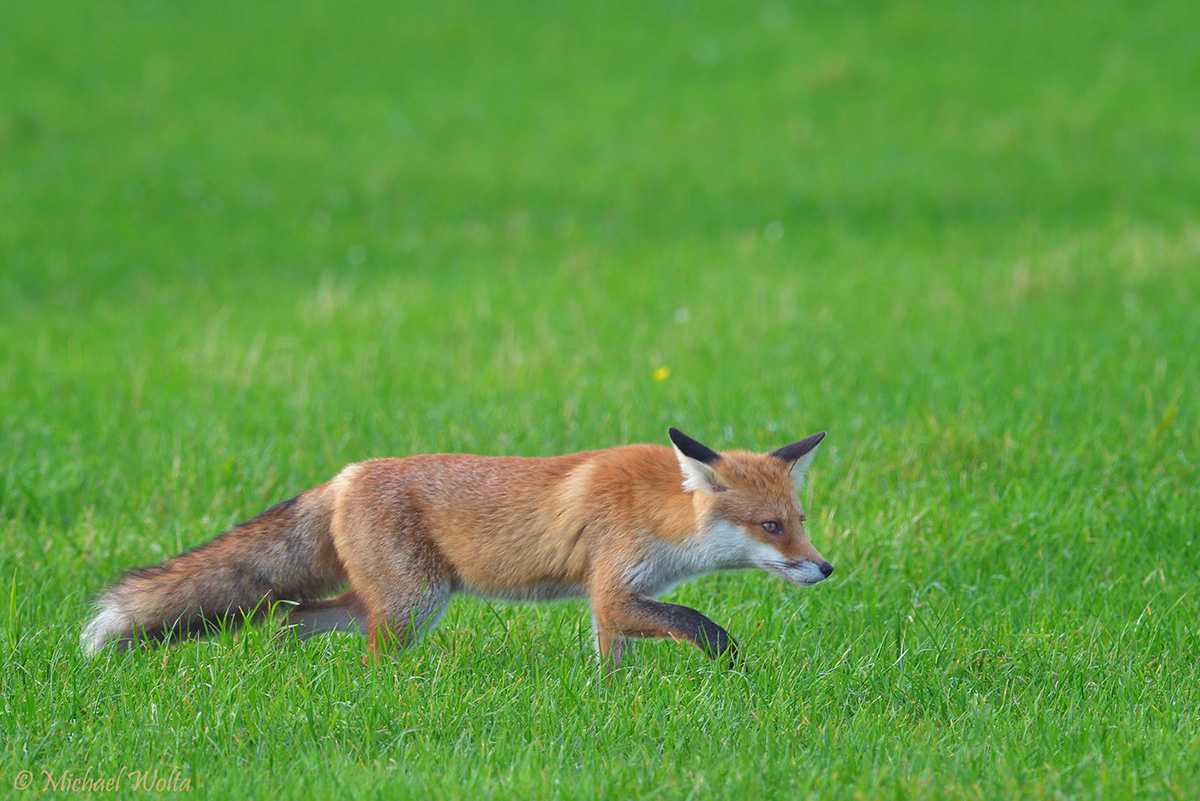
[668,427,722,464]
[769,430,828,463]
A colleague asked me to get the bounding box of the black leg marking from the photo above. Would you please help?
[630,597,741,667]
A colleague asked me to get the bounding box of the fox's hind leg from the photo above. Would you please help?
[284,590,366,640]
[327,481,453,658]
[364,579,452,656]
[337,548,452,656]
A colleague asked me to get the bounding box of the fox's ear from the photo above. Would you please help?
[770,431,826,482]
[668,428,726,494]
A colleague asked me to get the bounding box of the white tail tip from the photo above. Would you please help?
[80,601,126,658]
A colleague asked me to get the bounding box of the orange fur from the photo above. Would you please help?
[82,430,835,669]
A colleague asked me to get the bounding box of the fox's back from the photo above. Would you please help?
[338,447,690,599]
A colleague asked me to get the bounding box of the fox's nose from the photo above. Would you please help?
[819,561,834,578]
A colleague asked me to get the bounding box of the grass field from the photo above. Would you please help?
[3,0,1199,797]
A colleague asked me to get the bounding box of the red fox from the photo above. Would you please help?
[82,428,833,668]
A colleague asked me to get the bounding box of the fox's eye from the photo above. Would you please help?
[761,521,781,535]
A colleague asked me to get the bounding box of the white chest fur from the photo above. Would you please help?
[622,521,754,597]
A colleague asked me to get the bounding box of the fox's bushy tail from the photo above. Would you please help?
[81,482,346,657]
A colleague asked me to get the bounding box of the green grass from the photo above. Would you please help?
[2,0,1199,797]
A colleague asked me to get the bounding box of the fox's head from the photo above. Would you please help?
[669,427,834,586]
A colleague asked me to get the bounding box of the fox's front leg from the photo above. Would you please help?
[592,593,740,670]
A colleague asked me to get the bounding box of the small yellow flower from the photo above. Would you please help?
[653,366,671,381]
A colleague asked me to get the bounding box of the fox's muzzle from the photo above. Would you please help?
[761,558,834,586]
